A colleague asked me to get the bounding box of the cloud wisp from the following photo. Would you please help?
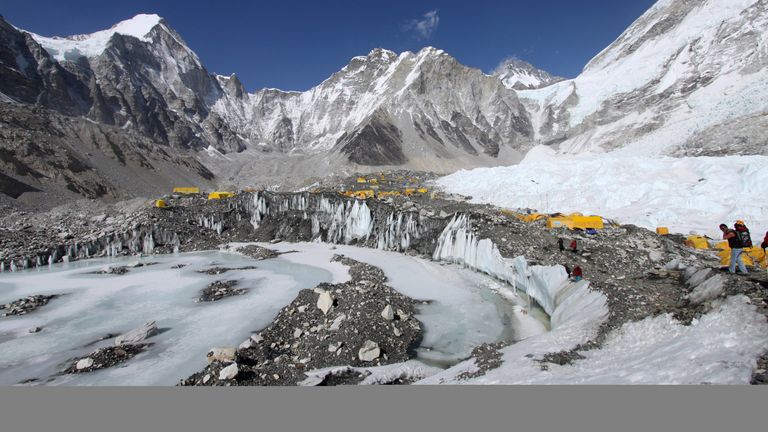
[405,10,440,40]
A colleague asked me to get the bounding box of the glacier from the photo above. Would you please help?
[437,153,768,238]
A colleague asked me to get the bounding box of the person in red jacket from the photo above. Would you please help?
[571,265,583,282]
[761,231,768,250]
[569,239,578,253]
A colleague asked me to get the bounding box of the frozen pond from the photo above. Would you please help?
[0,251,332,386]
[0,245,548,385]
[254,243,549,366]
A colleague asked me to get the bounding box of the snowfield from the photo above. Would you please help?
[420,295,768,384]
[436,149,768,238]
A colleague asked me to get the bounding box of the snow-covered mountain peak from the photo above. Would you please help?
[416,46,445,56]
[25,13,164,62]
[492,58,563,90]
[366,47,398,61]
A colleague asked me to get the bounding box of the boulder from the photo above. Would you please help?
[207,347,236,364]
[329,314,346,331]
[115,321,158,345]
[358,340,380,362]
[218,363,238,380]
[381,305,395,321]
[317,291,333,315]
[76,357,94,370]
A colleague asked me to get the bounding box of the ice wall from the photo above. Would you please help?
[432,214,571,316]
[376,212,422,252]
[0,225,179,272]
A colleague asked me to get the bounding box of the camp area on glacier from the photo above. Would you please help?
[1,0,767,389]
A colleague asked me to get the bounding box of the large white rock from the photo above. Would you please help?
[115,321,158,346]
[207,347,236,364]
[76,357,94,370]
[329,314,346,331]
[358,340,381,362]
[317,291,334,315]
[381,305,395,321]
[219,363,239,380]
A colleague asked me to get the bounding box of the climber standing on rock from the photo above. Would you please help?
[720,223,748,274]
[569,239,578,253]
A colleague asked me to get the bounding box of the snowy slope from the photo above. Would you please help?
[437,148,768,238]
[519,0,768,156]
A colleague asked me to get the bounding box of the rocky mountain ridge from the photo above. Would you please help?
[1,0,766,206]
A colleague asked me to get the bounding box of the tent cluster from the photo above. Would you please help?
[340,188,430,200]
[684,233,767,269]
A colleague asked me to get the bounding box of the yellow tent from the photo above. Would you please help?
[546,215,604,230]
[656,227,670,235]
[684,235,710,249]
[715,241,767,269]
[173,187,200,194]
[353,190,374,199]
[154,199,167,208]
[520,213,546,223]
[208,191,235,200]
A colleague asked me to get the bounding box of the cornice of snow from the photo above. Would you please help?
[22,13,164,62]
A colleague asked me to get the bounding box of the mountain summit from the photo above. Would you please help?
[492,58,563,90]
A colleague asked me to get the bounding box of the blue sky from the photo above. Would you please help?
[3,0,657,92]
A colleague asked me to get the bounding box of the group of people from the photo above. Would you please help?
[557,221,767,283]
[718,220,768,275]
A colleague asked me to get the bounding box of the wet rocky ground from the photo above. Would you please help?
[235,244,281,260]
[197,266,257,275]
[197,280,249,302]
[2,172,767,384]
[1,294,59,317]
[64,343,153,374]
[92,261,157,275]
[179,255,423,386]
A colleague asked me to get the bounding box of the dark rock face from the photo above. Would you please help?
[0,103,214,205]
[0,172,40,199]
[0,17,91,114]
[338,115,407,166]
